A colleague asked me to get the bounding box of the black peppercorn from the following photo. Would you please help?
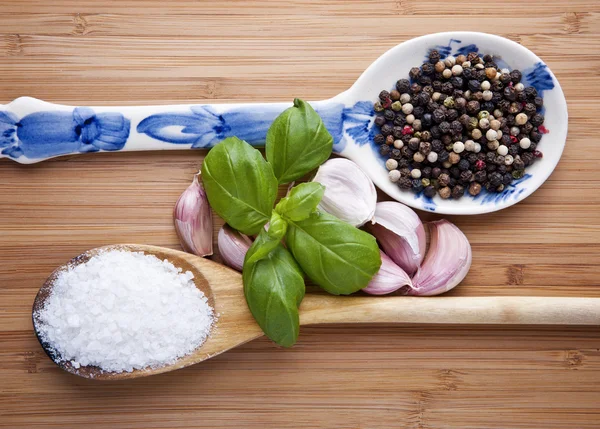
[422,113,433,127]
[392,126,403,139]
[451,120,463,134]
[419,75,432,86]
[530,113,544,126]
[503,86,516,101]
[430,125,442,138]
[431,167,442,178]
[485,152,496,163]
[513,157,525,170]
[523,103,537,117]
[441,134,452,145]
[449,166,460,179]
[460,169,473,182]
[409,67,421,80]
[438,173,450,187]
[494,155,505,165]
[411,83,422,94]
[503,172,513,185]
[421,62,434,75]
[521,152,534,166]
[499,73,511,85]
[491,80,504,92]
[413,106,425,119]
[467,153,478,164]
[423,85,434,96]
[439,121,451,134]
[489,172,503,187]
[400,146,411,158]
[398,177,412,189]
[423,186,437,198]
[474,170,487,182]
[497,99,510,113]
[374,134,385,145]
[422,166,432,178]
[438,93,448,102]
[508,144,519,156]
[400,167,411,177]
[491,92,503,104]
[467,52,479,63]
[432,80,443,92]
[445,110,458,122]
[441,82,453,94]
[429,49,441,64]
[482,101,495,113]
[510,69,522,83]
[412,179,424,192]
[516,91,526,102]
[391,148,401,158]
[396,79,410,93]
[497,165,507,174]
[432,109,446,123]
[450,76,464,89]
[379,144,390,156]
[419,141,432,156]
[415,92,430,106]
[458,158,470,171]
[476,70,486,82]
[452,185,466,199]
[374,116,386,127]
[506,114,515,126]
[521,122,534,134]
[426,101,439,113]
[398,158,410,169]
[468,80,481,92]
[462,68,473,80]
[508,102,521,114]
[524,86,537,100]
[381,123,393,136]
[466,100,480,115]
[529,142,537,152]
[394,115,407,127]
[383,109,394,121]
[431,140,444,153]
[530,130,542,143]
[379,90,390,102]
[438,150,450,162]
[386,135,394,146]
[408,138,420,151]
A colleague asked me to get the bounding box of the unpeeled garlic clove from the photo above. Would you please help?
[218,224,253,272]
[365,201,426,277]
[362,251,412,295]
[173,173,213,257]
[311,158,376,227]
[408,220,472,296]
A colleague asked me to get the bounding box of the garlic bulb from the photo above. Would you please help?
[408,220,472,296]
[365,201,426,276]
[311,158,376,227]
[218,224,253,272]
[173,173,213,256]
[362,251,412,295]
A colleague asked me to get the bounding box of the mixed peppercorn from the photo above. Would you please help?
[374,50,546,199]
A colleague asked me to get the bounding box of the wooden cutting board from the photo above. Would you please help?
[1,1,599,428]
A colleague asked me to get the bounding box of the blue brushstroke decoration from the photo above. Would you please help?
[427,38,462,61]
[137,100,371,154]
[0,107,130,160]
[522,62,554,96]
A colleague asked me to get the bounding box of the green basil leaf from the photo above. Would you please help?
[266,99,333,184]
[243,232,305,347]
[246,215,287,265]
[275,182,325,222]
[286,211,381,295]
[202,137,278,235]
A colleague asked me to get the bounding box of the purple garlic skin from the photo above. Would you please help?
[362,250,412,295]
[218,224,253,272]
[408,219,472,296]
[174,173,213,257]
[366,201,426,277]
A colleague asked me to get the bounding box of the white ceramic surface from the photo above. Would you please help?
[0,32,567,215]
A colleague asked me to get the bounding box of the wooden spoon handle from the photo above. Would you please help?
[299,296,600,326]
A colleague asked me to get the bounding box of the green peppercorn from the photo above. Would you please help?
[512,170,525,179]
[391,101,402,111]
[443,97,455,109]
[421,178,431,187]
[374,101,384,112]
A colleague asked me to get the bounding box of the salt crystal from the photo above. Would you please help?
[34,250,215,373]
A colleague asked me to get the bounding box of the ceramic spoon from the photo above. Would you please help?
[33,244,600,380]
[0,32,567,215]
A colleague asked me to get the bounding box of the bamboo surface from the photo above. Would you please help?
[1,0,600,427]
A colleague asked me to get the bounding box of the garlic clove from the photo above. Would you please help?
[365,201,426,277]
[362,251,412,295]
[408,220,472,296]
[173,172,213,257]
[312,158,376,227]
[218,224,253,272]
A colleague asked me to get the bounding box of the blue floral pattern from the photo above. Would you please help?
[0,107,130,160]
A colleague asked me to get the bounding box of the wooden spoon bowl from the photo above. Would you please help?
[33,244,600,380]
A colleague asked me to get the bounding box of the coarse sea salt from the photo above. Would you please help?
[34,249,215,373]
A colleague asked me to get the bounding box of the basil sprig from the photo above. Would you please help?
[202,100,381,347]
[266,99,333,184]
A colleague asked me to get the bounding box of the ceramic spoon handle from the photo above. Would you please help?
[300,296,600,326]
[0,96,363,164]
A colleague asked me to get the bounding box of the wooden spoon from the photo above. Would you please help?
[33,244,600,380]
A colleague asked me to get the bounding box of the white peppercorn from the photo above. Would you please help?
[482,90,493,101]
[514,83,525,92]
[472,129,482,139]
[510,126,520,136]
[394,139,404,149]
[451,65,463,76]
[410,169,421,179]
[461,61,471,68]
[464,90,471,99]
[427,151,438,163]
[444,56,456,67]
[473,142,482,153]
[412,119,422,131]
[515,113,528,125]
[386,158,398,170]
[442,161,452,169]
[432,92,441,102]
[487,140,499,151]
[400,93,411,104]
[481,81,491,91]
[464,140,476,152]
[486,129,498,141]
[497,145,509,156]
[453,141,465,153]
[479,117,490,130]
[406,114,415,124]
[519,137,531,149]
[389,170,401,182]
[413,152,425,163]
[402,103,414,115]
[504,154,514,165]
[496,130,503,139]
[490,119,501,131]
[442,69,452,79]
[493,109,503,118]
[501,68,510,74]
[475,63,484,70]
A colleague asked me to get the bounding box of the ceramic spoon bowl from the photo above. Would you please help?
[1,32,567,215]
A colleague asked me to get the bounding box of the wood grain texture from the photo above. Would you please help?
[0,0,599,427]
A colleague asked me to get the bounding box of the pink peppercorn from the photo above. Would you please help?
[382,98,392,109]
[533,150,543,158]
[538,125,549,134]
[402,125,414,135]
[475,160,486,171]
[510,135,518,144]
